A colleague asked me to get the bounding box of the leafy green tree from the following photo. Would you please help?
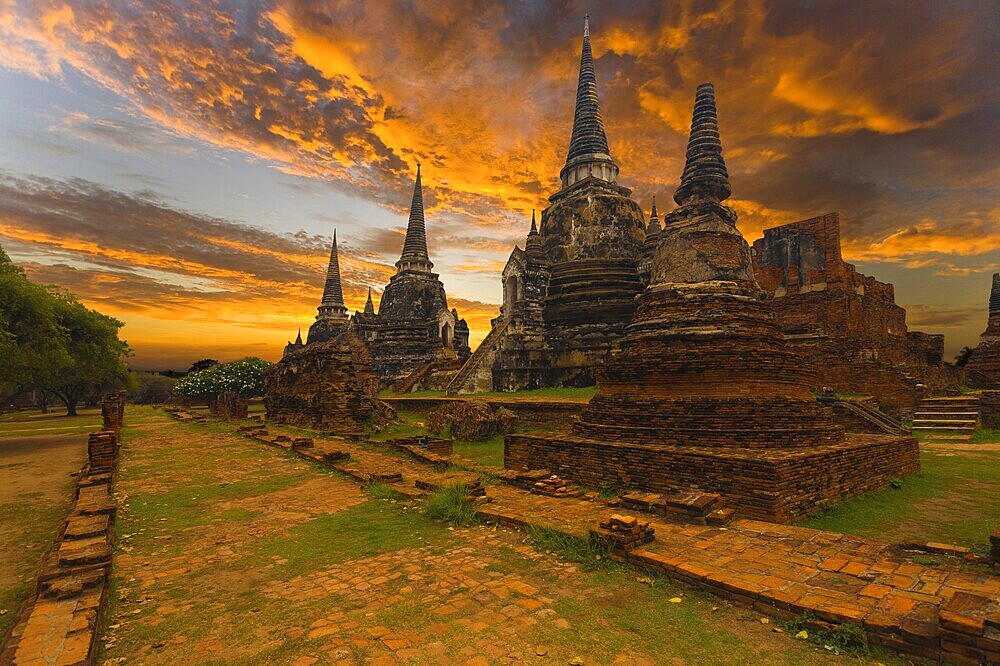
[45,293,131,416]
[173,357,269,407]
[128,372,178,404]
[0,248,70,399]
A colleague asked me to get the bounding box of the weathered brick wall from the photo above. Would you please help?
[750,213,953,411]
[382,396,584,429]
[980,391,1000,429]
[505,433,919,522]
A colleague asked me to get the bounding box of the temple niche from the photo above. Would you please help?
[447,16,648,394]
[505,83,919,522]
[750,214,962,414]
[965,273,1000,388]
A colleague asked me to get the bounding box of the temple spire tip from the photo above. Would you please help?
[674,81,731,206]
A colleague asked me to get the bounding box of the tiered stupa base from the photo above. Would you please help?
[508,279,918,522]
[504,433,918,523]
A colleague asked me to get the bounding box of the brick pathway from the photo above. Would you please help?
[244,422,1000,665]
[107,410,859,665]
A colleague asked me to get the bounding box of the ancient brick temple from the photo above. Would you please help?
[267,232,387,434]
[448,16,648,393]
[353,165,471,385]
[505,83,919,522]
[750,213,959,413]
[280,166,470,390]
[966,273,1000,388]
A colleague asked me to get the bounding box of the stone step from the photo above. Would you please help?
[912,425,976,431]
[913,419,977,425]
[913,411,979,417]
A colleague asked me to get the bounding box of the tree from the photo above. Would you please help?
[0,248,70,399]
[173,357,269,407]
[0,247,130,415]
[187,358,219,374]
[128,372,177,404]
[45,293,131,416]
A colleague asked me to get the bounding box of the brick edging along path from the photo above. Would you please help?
[1,392,126,666]
[177,412,999,665]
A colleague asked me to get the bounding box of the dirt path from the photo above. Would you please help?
[0,431,89,641]
[104,408,866,665]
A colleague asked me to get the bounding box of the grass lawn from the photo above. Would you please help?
[801,437,1000,552]
[368,411,506,467]
[380,386,597,401]
[0,407,102,438]
[101,407,892,665]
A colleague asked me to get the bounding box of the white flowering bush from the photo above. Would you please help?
[173,357,269,405]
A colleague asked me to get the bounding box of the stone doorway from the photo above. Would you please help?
[440,320,453,348]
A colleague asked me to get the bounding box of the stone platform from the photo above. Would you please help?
[505,432,919,522]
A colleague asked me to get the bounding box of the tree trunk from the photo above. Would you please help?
[65,398,78,417]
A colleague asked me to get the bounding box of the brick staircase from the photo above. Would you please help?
[912,395,980,441]
[446,317,511,394]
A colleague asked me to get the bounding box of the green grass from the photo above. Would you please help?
[226,500,454,577]
[379,386,597,400]
[526,524,616,570]
[0,408,102,437]
[453,435,504,467]
[800,448,999,551]
[423,483,479,527]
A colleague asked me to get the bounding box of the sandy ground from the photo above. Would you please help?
[0,430,88,636]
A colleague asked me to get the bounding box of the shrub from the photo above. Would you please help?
[423,483,478,526]
[128,372,177,404]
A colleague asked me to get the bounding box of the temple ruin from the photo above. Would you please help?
[750,213,961,414]
[448,17,648,393]
[505,83,919,522]
[279,166,470,391]
[266,231,388,435]
[966,272,1000,388]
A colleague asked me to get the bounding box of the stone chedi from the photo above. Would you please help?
[355,165,471,385]
[265,234,386,435]
[505,83,919,522]
[965,273,1000,388]
[751,213,958,414]
[448,16,648,393]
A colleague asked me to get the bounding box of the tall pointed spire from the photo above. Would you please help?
[317,229,348,319]
[990,273,1000,315]
[559,15,619,189]
[648,196,661,233]
[396,164,434,273]
[525,208,545,261]
[643,197,661,254]
[294,328,303,345]
[364,287,375,315]
[674,82,731,206]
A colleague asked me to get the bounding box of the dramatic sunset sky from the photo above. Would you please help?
[1,0,997,369]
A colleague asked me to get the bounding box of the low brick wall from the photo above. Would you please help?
[505,433,919,523]
[0,393,125,666]
[980,390,1000,429]
[383,397,584,429]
